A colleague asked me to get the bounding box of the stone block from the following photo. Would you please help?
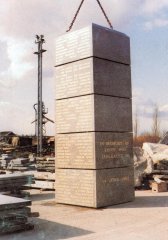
[56,95,132,133]
[56,167,134,208]
[56,132,133,169]
[55,57,131,99]
[55,24,130,66]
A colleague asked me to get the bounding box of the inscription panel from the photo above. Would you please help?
[55,26,92,66]
[56,169,96,207]
[56,133,95,169]
[56,95,94,133]
[95,95,132,132]
[56,132,132,169]
[55,58,93,99]
[96,167,134,207]
[95,132,133,169]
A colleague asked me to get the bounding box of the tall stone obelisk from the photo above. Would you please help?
[55,24,134,208]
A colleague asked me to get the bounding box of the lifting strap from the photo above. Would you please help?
[66,0,113,32]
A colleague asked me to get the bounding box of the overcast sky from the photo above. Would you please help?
[0,0,168,135]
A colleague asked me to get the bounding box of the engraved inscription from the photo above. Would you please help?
[56,169,96,207]
[96,167,134,207]
[102,176,130,184]
[100,140,129,160]
[56,95,94,133]
[55,58,93,99]
[56,133,94,168]
[56,27,92,66]
[96,132,133,168]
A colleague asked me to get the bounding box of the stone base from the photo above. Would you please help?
[56,167,134,208]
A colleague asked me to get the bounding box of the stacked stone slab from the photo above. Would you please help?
[55,24,134,208]
[0,195,33,234]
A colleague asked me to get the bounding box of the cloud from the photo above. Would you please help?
[0,101,32,134]
[160,104,168,112]
[142,0,168,14]
[144,18,168,30]
[141,0,168,30]
[133,87,158,119]
[0,41,11,72]
[133,89,168,120]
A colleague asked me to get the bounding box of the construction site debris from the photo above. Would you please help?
[159,131,168,145]
[143,142,168,166]
[134,147,147,187]
[0,131,55,157]
[36,157,55,172]
[30,171,55,190]
[134,143,168,190]
[0,156,36,171]
[151,181,167,193]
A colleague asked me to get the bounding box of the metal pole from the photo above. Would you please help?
[39,40,43,155]
[34,35,46,156]
[37,41,40,155]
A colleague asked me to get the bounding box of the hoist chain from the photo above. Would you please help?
[96,0,113,29]
[66,0,113,32]
[66,0,85,32]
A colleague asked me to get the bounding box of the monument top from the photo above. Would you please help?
[55,23,130,66]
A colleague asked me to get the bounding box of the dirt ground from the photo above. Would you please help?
[1,189,168,240]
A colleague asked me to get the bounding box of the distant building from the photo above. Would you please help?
[0,131,16,143]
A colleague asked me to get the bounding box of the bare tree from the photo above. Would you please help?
[134,109,139,139]
[151,104,160,137]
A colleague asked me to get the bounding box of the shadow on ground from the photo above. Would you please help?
[108,195,168,209]
[0,218,93,240]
